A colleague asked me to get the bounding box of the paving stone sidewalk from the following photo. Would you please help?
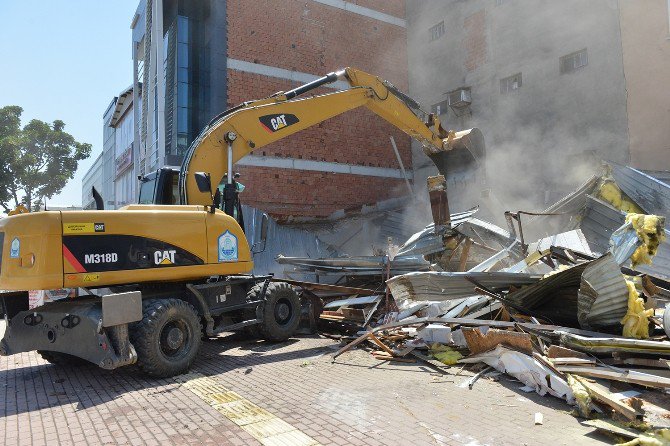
[1,321,610,446]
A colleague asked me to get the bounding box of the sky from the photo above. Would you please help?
[0,0,139,207]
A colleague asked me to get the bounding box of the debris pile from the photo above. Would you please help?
[279,163,670,442]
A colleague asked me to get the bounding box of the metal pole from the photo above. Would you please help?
[227,142,233,184]
[389,136,413,195]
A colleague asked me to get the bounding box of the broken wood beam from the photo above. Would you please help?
[458,238,473,272]
[372,353,416,363]
[558,366,670,389]
[571,375,644,421]
[547,345,590,359]
[332,317,614,361]
[368,332,395,356]
[462,328,533,355]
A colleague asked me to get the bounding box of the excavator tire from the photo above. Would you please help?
[130,298,202,378]
[248,282,301,342]
[38,350,88,367]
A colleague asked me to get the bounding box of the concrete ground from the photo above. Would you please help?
[0,320,611,446]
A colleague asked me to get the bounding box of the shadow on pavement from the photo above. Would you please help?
[0,333,331,417]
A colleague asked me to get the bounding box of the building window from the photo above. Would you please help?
[496,0,507,5]
[431,99,450,116]
[429,21,445,42]
[560,49,588,74]
[500,73,522,93]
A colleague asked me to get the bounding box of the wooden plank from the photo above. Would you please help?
[368,332,395,356]
[549,358,597,366]
[547,345,590,359]
[611,353,670,369]
[572,376,644,421]
[372,353,416,363]
[331,316,610,361]
[533,353,566,380]
[458,238,473,272]
[462,328,533,355]
[558,366,670,389]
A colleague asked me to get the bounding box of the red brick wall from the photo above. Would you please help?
[227,0,409,219]
[236,165,409,220]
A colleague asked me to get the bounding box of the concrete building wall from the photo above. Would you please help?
[619,0,670,172]
[101,101,118,208]
[407,0,630,216]
[226,0,409,220]
[82,153,104,210]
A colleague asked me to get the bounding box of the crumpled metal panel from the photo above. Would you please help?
[528,229,595,257]
[579,195,626,254]
[386,271,540,301]
[577,254,628,329]
[397,207,480,257]
[578,197,670,281]
[524,174,601,240]
[611,163,670,217]
[505,263,588,311]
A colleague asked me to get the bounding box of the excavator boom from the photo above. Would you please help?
[178,67,459,207]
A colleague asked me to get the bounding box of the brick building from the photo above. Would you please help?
[124,0,409,220]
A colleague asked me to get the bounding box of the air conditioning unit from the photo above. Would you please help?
[448,88,472,109]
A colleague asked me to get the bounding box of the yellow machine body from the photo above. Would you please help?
[0,205,252,291]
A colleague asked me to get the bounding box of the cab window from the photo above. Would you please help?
[138,178,157,204]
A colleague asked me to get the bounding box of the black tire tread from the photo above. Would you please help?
[130,298,202,378]
[248,282,300,342]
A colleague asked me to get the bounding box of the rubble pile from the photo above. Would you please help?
[279,163,670,442]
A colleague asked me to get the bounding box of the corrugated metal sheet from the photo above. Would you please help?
[579,195,626,254]
[386,271,540,301]
[611,163,670,217]
[242,206,336,277]
[397,207,480,257]
[525,174,601,239]
[506,263,588,310]
[577,254,628,329]
[528,229,595,257]
[577,197,670,281]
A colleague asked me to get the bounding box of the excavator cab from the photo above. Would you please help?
[138,167,246,231]
[138,167,180,205]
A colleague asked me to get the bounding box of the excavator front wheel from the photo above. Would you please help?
[130,298,202,378]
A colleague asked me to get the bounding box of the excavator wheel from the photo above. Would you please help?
[247,282,301,342]
[130,298,202,378]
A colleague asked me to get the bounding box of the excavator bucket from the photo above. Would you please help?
[427,128,486,179]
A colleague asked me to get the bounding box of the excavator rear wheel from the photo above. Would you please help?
[130,298,202,378]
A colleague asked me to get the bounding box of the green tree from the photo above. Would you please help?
[0,106,91,212]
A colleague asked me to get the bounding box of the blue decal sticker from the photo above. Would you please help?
[10,237,20,258]
[218,231,238,262]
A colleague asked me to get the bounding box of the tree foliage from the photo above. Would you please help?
[0,106,91,212]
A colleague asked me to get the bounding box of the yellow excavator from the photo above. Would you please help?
[0,67,480,377]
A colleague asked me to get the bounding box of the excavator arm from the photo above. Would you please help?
[179,67,473,207]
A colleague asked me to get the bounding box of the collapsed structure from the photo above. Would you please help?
[279,162,670,442]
